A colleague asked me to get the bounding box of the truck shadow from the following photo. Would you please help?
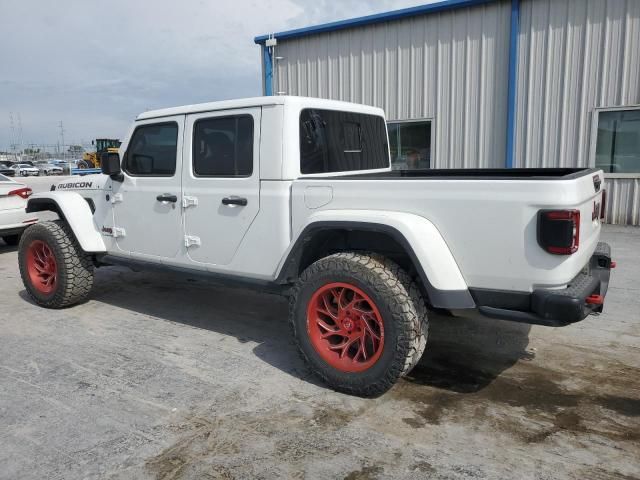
[405,313,532,393]
[0,241,18,253]
[61,266,532,394]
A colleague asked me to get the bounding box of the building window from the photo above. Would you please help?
[595,109,640,173]
[124,122,178,176]
[193,115,254,177]
[387,120,432,170]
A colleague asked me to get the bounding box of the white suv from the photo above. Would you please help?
[0,174,37,245]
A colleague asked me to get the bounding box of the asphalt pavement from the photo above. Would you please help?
[0,214,638,479]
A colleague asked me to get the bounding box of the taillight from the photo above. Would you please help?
[538,209,580,255]
[600,189,606,220]
[8,187,32,199]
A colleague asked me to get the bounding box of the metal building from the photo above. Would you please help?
[255,0,640,225]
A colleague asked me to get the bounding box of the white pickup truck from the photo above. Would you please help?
[18,96,614,396]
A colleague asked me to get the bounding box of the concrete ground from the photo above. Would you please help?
[0,220,638,480]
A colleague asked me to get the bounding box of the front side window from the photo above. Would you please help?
[596,109,640,173]
[124,123,178,176]
[300,109,389,174]
[193,115,254,177]
[387,120,432,170]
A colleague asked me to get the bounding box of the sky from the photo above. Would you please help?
[0,0,430,151]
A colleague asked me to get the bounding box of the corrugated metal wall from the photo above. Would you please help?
[605,178,640,225]
[514,0,640,169]
[515,0,640,225]
[273,1,512,168]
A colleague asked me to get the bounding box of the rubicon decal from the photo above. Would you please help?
[57,181,93,189]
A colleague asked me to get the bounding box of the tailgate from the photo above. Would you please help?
[531,169,605,289]
[572,171,605,259]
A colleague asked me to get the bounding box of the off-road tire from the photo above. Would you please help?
[18,221,94,308]
[289,252,428,397]
[2,234,21,246]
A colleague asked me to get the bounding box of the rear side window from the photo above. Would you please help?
[193,115,253,177]
[0,174,9,181]
[300,109,389,174]
[124,123,178,176]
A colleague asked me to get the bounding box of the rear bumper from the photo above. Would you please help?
[474,242,613,327]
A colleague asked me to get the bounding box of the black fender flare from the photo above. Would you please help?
[276,221,475,310]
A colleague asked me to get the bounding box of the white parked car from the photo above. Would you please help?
[11,163,40,176]
[18,96,614,396]
[35,162,64,176]
[0,174,37,245]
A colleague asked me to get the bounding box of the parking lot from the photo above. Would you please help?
[1,206,639,479]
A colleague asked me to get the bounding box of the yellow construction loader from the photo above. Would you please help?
[80,139,121,169]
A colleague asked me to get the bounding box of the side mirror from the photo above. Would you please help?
[101,152,123,181]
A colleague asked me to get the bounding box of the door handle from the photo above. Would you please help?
[156,193,178,203]
[221,196,248,206]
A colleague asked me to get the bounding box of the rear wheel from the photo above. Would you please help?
[18,221,94,308]
[2,234,21,246]
[289,252,428,397]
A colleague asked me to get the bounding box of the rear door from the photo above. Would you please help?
[112,116,185,259]
[182,108,261,266]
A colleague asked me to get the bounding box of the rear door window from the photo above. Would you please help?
[193,115,254,177]
[300,109,389,174]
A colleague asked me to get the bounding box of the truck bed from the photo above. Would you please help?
[291,167,605,293]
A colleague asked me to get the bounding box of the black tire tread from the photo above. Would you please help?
[289,252,428,397]
[19,221,94,308]
[369,253,429,375]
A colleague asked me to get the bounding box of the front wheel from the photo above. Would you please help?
[289,252,428,397]
[18,221,95,308]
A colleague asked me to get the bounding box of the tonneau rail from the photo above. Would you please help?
[308,168,599,181]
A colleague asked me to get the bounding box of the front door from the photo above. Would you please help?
[182,108,261,266]
[113,116,185,259]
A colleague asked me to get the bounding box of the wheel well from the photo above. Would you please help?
[26,198,65,221]
[25,199,94,259]
[282,228,426,298]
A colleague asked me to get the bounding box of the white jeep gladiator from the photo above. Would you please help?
[19,96,614,396]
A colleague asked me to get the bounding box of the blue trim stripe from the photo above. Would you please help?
[505,0,520,168]
[71,168,101,175]
[254,0,496,44]
[263,45,273,96]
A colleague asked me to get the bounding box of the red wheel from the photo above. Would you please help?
[291,253,428,396]
[25,240,57,294]
[306,282,385,373]
[19,221,95,308]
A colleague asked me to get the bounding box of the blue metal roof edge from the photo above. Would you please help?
[254,0,496,44]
